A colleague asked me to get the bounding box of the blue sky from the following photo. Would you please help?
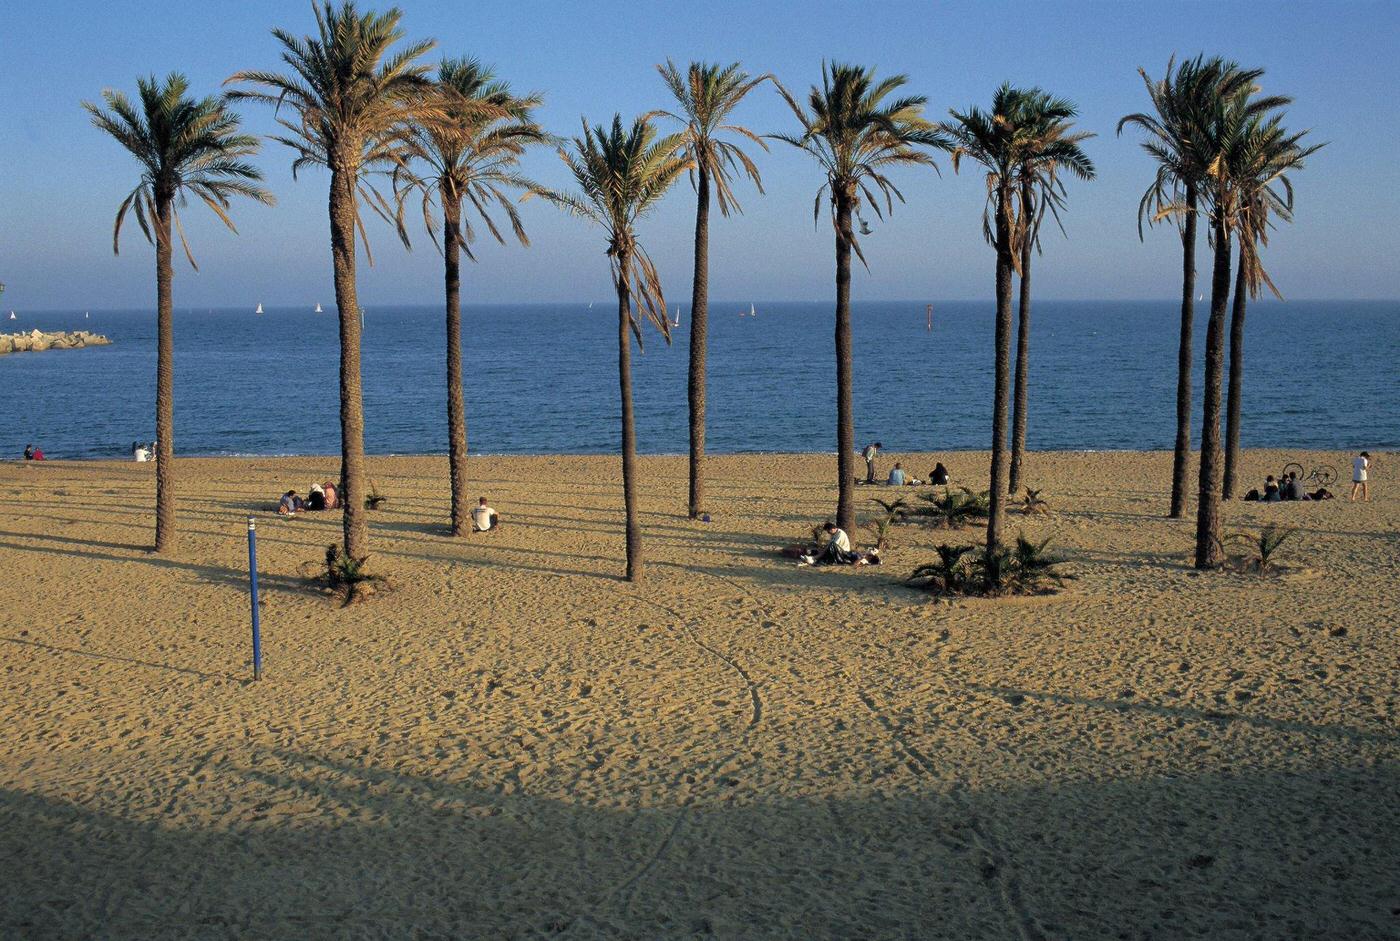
[2,0,1398,310]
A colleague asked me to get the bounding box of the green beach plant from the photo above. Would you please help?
[774,62,950,536]
[907,543,975,595]
[395,59,546,536]
[1018,487,1049,514]
[364,479,387,510]
[228,1,437,565]
[83,73,273,554]
[655,60,775,520]
[324,544,382,605]
[1226,523,1297,574]
[528,115,689,582]
[864,496,907,551]
[914,486,991,529]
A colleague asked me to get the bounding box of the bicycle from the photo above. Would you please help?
[1281,461,1337,487]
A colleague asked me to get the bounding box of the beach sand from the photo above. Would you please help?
[1,450,1396,939]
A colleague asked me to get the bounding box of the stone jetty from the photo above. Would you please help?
[0,328,112,355]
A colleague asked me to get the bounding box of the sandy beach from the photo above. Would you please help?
[0,449,1395,939]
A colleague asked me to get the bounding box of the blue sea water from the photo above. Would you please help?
[2,300,1396,460]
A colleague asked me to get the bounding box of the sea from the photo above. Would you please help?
[3,300,1396,461]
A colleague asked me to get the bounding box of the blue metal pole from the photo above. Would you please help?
[247,516,262,681]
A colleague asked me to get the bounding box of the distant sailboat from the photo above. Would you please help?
[926,303,933,332]
[747,303,756,318]
[314,302,323,313]
[671,304,681,328]
[7,311,15,320]
[85,311,90,319]
[588,301,594,310]
[254,303,264,315]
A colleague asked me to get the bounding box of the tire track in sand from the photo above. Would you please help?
[681,562,1047,941]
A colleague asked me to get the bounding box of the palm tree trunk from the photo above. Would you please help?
[1170,185,1198,519]
[443,189,469,536]
[1222,241,1248,500]
[686,165,710,519]
[987,185,1015,551]
[1194,214,1232,568]
[834,189,856,535]
[328,163,370,562]
[1009,182,1033,495]
[616,250,643,582]
[153,189,176,553]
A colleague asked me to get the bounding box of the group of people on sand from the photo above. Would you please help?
[130,441,155,462]
[278,481,340,515]
[860,442,950,489]
[22,443,45,461]
[1244,451,1374,504]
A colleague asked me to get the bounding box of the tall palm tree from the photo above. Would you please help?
[1188,81,1293,566]
[530,116,688,582]
[1007,91,1095,494]
[774,62,948,535]
[228,1,435,564]
[944,84,1038,551]
[84,73,272,553]
[397,59,545,536]
[1221,118,1322,498]
[1118,57,1260,519]
[655,60,774,520]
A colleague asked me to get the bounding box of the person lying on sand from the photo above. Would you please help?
[472,497,499,532]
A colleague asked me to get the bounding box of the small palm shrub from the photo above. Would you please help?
[907,543,975,594]
[1226,523,1297,574]
[1018,487,1048,514]
[324,544,381,605]
[909,535,1069,597]
[365,479,387,510]
[864,497,907,551]
[910,486,990,528]
[781,523,829,559]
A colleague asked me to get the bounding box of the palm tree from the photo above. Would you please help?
[1221,118,1322,498]
[530,116,688,582]
[944,84,1036,551]
[1118,57,1261,519]
[84,73,272,553]
[1007,91,1095,494]
[228,1,435,564]
[774,62,948,535]
[655,60,774,520]
[396,59,545,536]
[1189,81,1293,567]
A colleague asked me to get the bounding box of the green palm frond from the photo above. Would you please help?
[528,114,689,345]
[773,61,949,267]
[84,72,274,264]
[655,60,775,216]
[227,0,437,261]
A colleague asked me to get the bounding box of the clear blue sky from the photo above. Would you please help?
[3,0,1398,310]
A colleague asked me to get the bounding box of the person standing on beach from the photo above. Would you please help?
[862,442,882,484]
[1351,451,1371,502]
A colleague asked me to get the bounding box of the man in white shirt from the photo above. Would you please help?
[1350,451,1371,502]
[471,497,499,531]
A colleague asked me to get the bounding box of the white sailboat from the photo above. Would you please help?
[742,302,755,318]
[670,304,682,328]
[8,311,15,320]
[85,311,90,319]
[254,303,264,315]
[314,302,323,313]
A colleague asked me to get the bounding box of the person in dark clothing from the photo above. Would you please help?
[929,462,949,486]
[862,442,883,484]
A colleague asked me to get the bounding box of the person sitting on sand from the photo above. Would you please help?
[278,490,303,515]
[930,462,949,486]
[305,483,326,511]
[131,441,151,462]
[802,521,861,566]
[1286,472,1311,501]
[23,443,44,461]
[322,481,339,510]
[471,497,499,532]
[1263,475,1281,502]
[887,462,906,487]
